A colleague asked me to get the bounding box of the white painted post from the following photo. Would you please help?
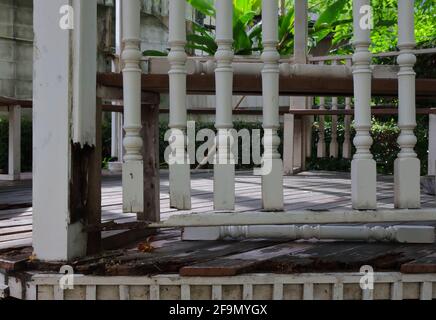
[284,0,308,174]
[214,0,235,210]
[168,0,191,210]
[8,106,21,180]
[429,114,436,176]
[330,61,339,158]
[283,114,295,174]
[109,0,123,172]
[394,0,420,209]
[317,61,326,158]
[33,0,97,260]
[351,0,377,210]
[343,60,353,159]
[121,0,144,213]
[317,96,327,158]
[261,0,283,211]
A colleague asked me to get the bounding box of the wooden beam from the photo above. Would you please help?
[96,73,436,97]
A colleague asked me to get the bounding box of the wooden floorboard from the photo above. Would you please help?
[0,171,435,276]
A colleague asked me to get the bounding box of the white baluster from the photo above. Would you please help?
[214,0,235,210]
[168,0,191,209]
[351,0,377,209]
[394,0,420,209]
[122,0,144,213]
[317,62,326,158]
[343,59,353,159]
[261,0,283,211]
[184,225,434,243]
[330,60,339,158]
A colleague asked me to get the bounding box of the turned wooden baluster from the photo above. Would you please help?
[260,0,283,210]
[168,0,191,210]
[318,96,327,158]
[316,61,326,158]
[330,60,339,158]
[214,0,235,210]
[343,59,353,159]
[351,0,377,209]
[122,0,144,213]
[394,0,420,209]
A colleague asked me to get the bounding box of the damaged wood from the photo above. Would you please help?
[69,102,102,255]
[140,102,160,222]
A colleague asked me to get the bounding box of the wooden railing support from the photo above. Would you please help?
[121,0,144,213]
[394,0,420,209]
[351,0,377,210]
[261,0,283,210]
[214,0,235,210]
[168,0,191,209]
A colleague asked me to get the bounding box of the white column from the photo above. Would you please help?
[8,106,21,179]
[394,0,420,209]
[284,0,308,174]
[351,0,377,209]
[317,61,326,158]
[317,96,327,158]
[110,0,123,172]
[121,0,144,213]
[261,0,283,210]
[33,0,97,260]
[343,60,353,159]
[330,62,339,158]
[168,0,191,209]
[214,0,234,210]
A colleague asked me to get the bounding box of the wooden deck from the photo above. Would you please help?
[1,171,436,278]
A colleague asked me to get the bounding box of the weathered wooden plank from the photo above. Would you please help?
[401,253,436,273]
[179,243,311,276]
[140,102,160,222]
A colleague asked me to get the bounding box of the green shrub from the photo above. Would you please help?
[308,115,429,175]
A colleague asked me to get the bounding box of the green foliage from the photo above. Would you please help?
[308,116,429,175]
[179,0,436,57]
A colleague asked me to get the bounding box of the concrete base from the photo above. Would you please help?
[394,158,421,209]
[108,161,122,173]
[351,159,377,210]
[261,158,284,211]
[421,176,435,195]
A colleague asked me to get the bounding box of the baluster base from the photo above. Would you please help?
[261,158,284,211]
[351,159,377,209]
[169,163,192,210]
[122,161,144,213]
[394,158,421,209]
[214,163,235,210]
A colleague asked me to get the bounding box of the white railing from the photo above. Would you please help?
[119,0,434,240]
